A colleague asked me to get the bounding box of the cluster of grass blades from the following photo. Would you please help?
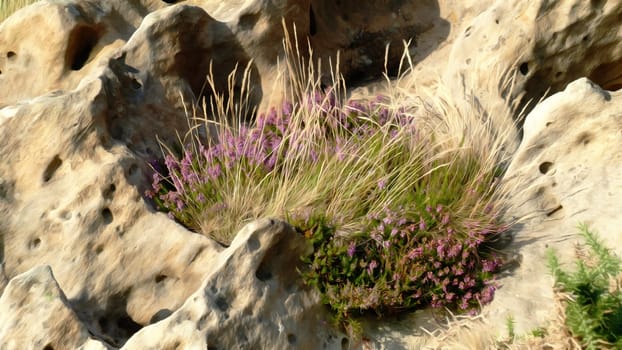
[0,0,39,22]
[147,31,521,335]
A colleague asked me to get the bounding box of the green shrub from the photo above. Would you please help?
[547,224,622,349]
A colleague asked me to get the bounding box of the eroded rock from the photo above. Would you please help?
[445,0,622,116]
[0,265,109,349]
[122,218,340,350]
[485,77,622,335]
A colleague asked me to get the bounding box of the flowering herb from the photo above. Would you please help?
[148,87,511,333]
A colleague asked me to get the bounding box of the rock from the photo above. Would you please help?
[0,0,166,107]
[0,3,230,346]
[485,77,622,335]
[308,0,449,84]
[0,74,224,345]
[0,265,109,349]
[121,218,341,350]
[444,0,622,115]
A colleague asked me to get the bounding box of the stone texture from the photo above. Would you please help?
[0,2,233,347]
[482,77,622,336]
[308,0,449,84]
[0,265,109,350]
[122,218,340,350]
[0,0,166,107]
[443,0,622,116]
[0,73,224,346]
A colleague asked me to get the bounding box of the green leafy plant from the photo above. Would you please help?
[506,314,516,340]
[547,224,622,349]
[530,327,547,338]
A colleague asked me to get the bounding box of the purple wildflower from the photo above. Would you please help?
[377,178,387,190]
[347,241,356,258]
[367,260,378,275]
[197,193,206,203]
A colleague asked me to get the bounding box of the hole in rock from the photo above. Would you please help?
[43,155,63,182]
[30,238,41,249]
[287,333,297,344]
[539,161,553,174]
[546,204,563,217]
[155,274,167,283]
[101,208,113,224]
[239,12,260,30]
[215,296,229,312]
[247,237,260,252]
[576,132,592,146]
[116,315,142,335]
[66,25,100,71]
[103,184,116,199]
[162,0,177,3]
[130,78,141,90]
[95,245,104,255]
[255,266,272,281]
[309,5,317,36]
[464,26,472,37]
[519,62,529,76]
[127,164,138,176]
[59,210,71,220]
[43,345,54,350]
[6,51,15,59]
[207,346,218,350]
[149,309,172,323]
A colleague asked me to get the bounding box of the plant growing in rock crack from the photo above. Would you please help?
[547,224,622,349]
[146,45,519,335]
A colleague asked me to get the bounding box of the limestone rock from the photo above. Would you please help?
[484,77,622,335]
[444,0,622,114]
[0,3,231,346]
[0,265,109,349]
[308,0,449,84]
[0,73,223,345]
[122,218,340,350]
[0,0,166,107]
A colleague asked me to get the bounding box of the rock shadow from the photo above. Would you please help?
[308,0,450,86]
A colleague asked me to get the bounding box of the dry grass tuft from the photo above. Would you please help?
[0,0,39,23]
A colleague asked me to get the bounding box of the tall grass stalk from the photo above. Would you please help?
[147,32,522,329]
[0,0,39,22]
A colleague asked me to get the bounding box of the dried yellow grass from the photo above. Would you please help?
[0,0,39,22]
